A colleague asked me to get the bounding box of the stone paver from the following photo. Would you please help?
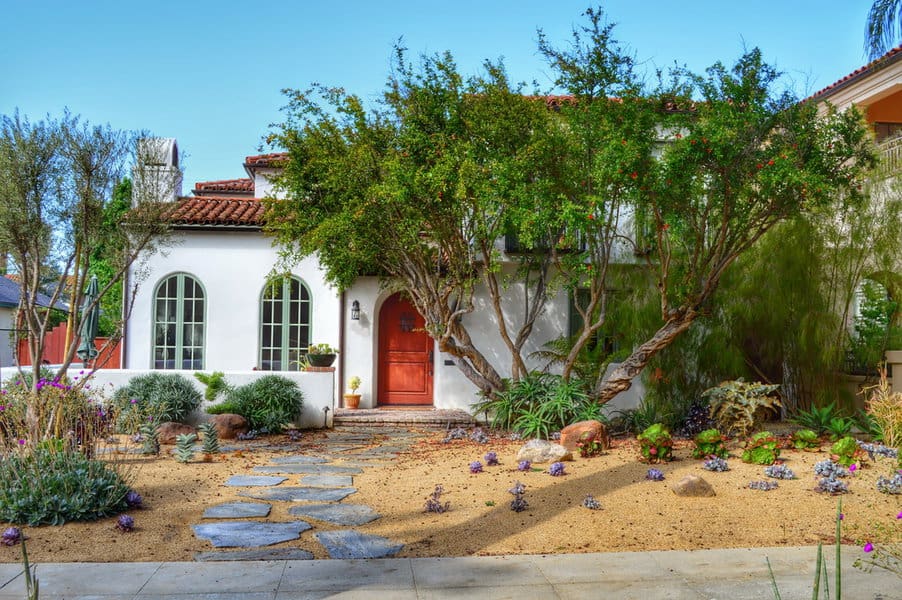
[238,486,357,502]
[288,503,381,526]
[270,455,328,464]
[203,501,272,519]
[299,474,353,487]
[314,530,404,559]
[192,521,312,548]
[253,464,363,475]
[224,475,288,487]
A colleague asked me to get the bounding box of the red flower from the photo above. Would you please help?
[756,163,763,169]
[767,159,775,166]
[630,172,638,179]
[587,214,595,220]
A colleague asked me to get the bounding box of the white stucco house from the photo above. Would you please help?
[122,145,644,414]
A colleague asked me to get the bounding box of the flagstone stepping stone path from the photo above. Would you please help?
[192,426,425,561]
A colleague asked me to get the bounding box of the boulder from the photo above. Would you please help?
[559,420,609,452]
[516,439,573,463]
[671,474,716,497]
[208,414,249,440]
[157,422,197,445]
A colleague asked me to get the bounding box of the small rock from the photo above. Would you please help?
[559,420,609,452]
[207,414,249,440]
[157,422,197,445]
[671,474,716,497]
[516,439,573,463]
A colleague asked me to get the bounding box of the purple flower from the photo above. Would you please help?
[17,439,25,446]
[849,464,857,472]
[839,513,844,520]
[125,490,143,508]
[469,461,483,474]
[517,460,531,472]
[484,451,499,466]
[863,542,874,553]
[548,462,566,476]
[1,527,22,546]
[130,398,138,404]
[116,514,135,532]
[897,511,902,519]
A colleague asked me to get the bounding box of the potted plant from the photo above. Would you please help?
[305,343,338,367]
[344,375,362,409]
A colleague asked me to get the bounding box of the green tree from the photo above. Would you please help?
[0,111,177,396]
[267,49,568,393]
[866,0,902,60]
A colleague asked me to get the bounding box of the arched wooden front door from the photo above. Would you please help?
[377,293,434,406]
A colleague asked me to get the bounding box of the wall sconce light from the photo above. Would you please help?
[351,300,360,320]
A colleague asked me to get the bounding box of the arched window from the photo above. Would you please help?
[260,276,311,371]
[153,273,205,369]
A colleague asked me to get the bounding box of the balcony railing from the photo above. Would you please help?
[877,134,902,176]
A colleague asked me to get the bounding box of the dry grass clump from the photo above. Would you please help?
[865,369,902,447]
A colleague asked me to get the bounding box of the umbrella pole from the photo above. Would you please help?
[64,246,81,359]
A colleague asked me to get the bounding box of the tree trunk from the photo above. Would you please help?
[595,310,698,404]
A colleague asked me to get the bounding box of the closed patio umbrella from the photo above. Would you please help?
[76,275,100,367]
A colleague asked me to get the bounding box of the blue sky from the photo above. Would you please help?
[0,1,877,188]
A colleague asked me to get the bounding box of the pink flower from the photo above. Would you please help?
[838,513,844,521]
[17,439,25,446]
[897,512,901,519]
[863,542,874,553]
[849,464,857,472]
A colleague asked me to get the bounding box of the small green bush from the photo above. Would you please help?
[0,448,131,525]
[830,436,860,467]
[692,428,728,459]
[220,375,304,432]
[637,423,673,463]
[741,431,780,465]
[112,373,202,431]
[791,428,821,450]
[471,373,602,439]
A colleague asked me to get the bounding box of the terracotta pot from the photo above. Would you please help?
[344,393,361,409]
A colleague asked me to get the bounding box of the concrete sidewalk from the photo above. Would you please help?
[0,546,899,599]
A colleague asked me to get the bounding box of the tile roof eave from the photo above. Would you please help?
[808,45,902,102]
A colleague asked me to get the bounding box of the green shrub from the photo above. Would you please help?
[193,371,233,402]
[471,373,601,439]
[830,436,860,467]
[741,431,780,465]
[791,402,840,436]
[0,448,131,525]
[692,428,728,459]
[704,379,781,437]
[791,428,821,451]
[221,375,304,432]
[637,423,673,463]
[112,373,202,431]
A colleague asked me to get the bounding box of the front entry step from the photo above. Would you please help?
[333,408,476,428]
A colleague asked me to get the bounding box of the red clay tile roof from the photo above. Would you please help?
[808,45,902,101]
[244,152,289,168]
[193,178,254,194]
[165,197,265,227]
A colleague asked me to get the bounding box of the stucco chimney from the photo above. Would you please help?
[132,138,183,205]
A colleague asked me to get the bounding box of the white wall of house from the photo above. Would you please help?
[125,229,341,372]
[0,368,336,429]
[0,307,15,368]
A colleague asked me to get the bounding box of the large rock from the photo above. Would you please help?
[516,439,573,463]
[157,422,197,445]
[671,474,716,497]
[559,420,609,452]
[208,414,249,440]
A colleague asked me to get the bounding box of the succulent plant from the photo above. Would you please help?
[741,431,780,465]
[198,422,220,455]
[691,428,728,459]
[484,451,499,466]
[830,436,860,467]
[637,423,673,463]
[858,441,898,460]
[509,481,528,512]
[174,433,198,463]
[646,468,665,481]
[469,461,484,474]
[814,460,848,478]
[702,457,730,472]
[764,464,795,480]
[424,484,451,513]
[469,429,490,444]
[748,480,779,491]
[677,399,715,437]
[517,460,532,471]
[441,428,468,443]
[876,471,902,494]
[791,429,821,451]
[548,462,566,476]
[125,490,143,508]
[582,494,602,510]
[138,422,160,456]
[116,514,135,532]
[817,477,849,494]
[1,527,22,546]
